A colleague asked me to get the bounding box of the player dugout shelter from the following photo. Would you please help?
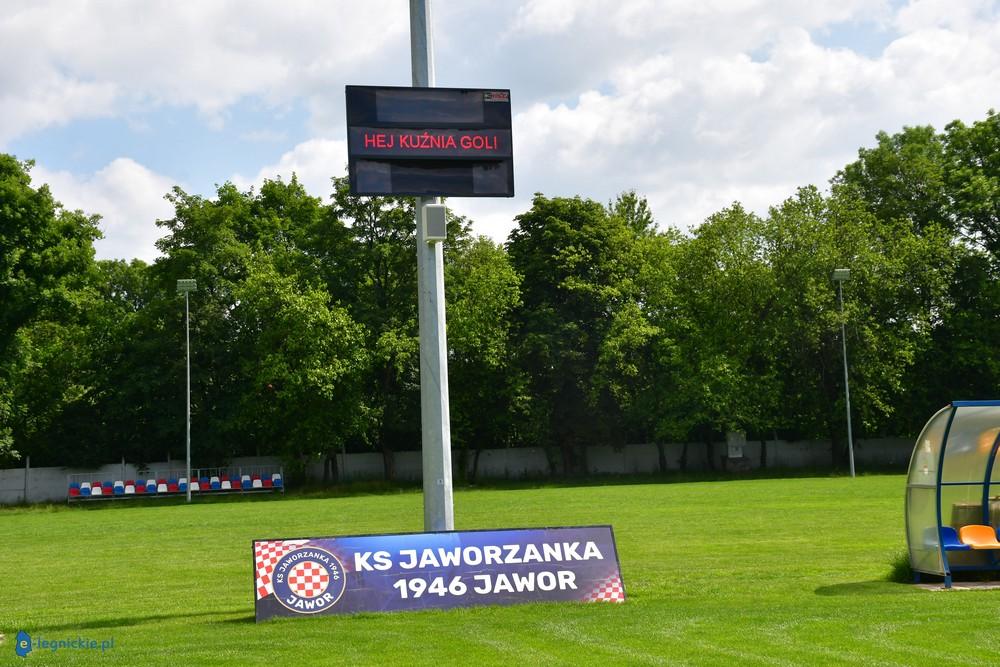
[906,400,1000,587]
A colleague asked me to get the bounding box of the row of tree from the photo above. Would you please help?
[2,110,998,477]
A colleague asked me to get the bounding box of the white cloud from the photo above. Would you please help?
[232,138,348,200]
[5,0,1000,259]
[511,0,579,34]
[32,159,177,263]
[0,0,407,144]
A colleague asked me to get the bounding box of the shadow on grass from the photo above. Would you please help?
[213,615,257,625]
[35,609,246,632]
[814,580,919,596]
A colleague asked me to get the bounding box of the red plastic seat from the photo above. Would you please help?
[69,487,80,497]
[263,479,273,488]
[167,483,179,492]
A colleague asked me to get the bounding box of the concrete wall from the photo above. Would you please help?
[0,437,914,505]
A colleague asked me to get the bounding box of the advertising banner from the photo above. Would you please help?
[253,525,624,620]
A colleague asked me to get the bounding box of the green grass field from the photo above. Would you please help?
[1,474,997,665]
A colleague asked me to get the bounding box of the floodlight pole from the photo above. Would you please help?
[185,289,192,502]
[833,270,855,478]
[411,0,454,531]
[177,279,197,502]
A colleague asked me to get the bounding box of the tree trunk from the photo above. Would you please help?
[656,442,667,474]
[470,447,483,484]
[560,439,575,476]
[324,450,339,485]
[381,446,395,481]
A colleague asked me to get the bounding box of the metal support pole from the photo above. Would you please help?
[838,281,856,478]
[185,291,192,503]
[411,0,454,531]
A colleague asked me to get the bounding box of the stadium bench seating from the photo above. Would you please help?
[940,526,971,551]
[959,525,1000,549]
[68,470,284,500]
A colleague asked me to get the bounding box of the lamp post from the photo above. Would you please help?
[831,268,855,478]
[176,279,197,502]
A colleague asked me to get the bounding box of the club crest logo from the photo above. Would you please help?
[272,547,346,614]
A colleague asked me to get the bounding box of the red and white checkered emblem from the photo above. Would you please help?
[287,561,331,599]
[254,540,310,599]
[585,575,625,603]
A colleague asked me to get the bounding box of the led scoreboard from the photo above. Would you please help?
[346,85,513,197]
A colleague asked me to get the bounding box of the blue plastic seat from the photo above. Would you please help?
[178,482,188,492]
[242,479,252,489]
[941,526,972,551]
[168,478,178,486]
[210,481,221,490]
[272,477,283,488]
[69,482,80,490]
[80,487,91,497]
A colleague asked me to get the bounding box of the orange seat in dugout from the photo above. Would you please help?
[958,525,1000,549]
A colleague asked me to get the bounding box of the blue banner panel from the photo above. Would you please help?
[253,526,624,620]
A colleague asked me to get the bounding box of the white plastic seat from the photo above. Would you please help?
[221,480,232,490]
[124,484,135,495]
[80,481,92,490]
[91,486,103,496]
[252,478,263,489]
[190,481,201,492]
[157,482,168,493]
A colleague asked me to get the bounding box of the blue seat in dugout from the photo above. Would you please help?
[940,526,971,551]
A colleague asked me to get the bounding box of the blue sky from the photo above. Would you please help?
[2,0,998,261]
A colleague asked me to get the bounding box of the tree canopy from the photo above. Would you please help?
[2,109,999,475]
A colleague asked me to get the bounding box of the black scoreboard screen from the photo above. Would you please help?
[345,85,514,197]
